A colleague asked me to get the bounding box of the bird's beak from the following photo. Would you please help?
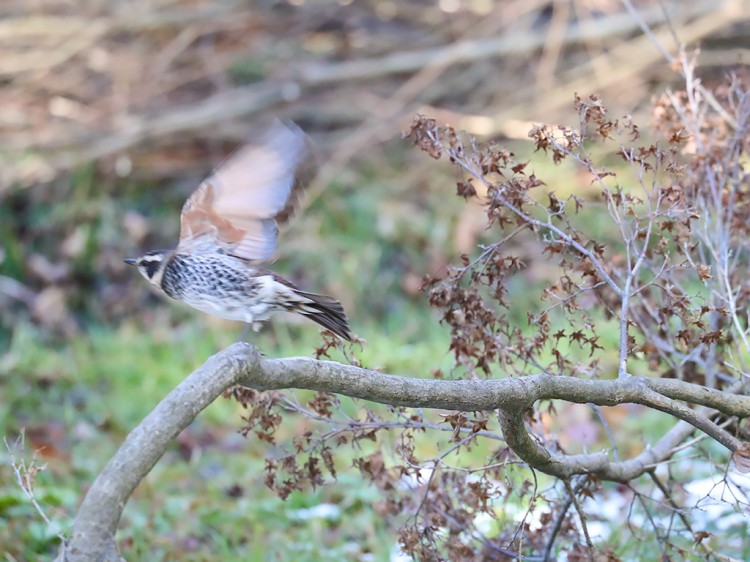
[124,258,137,266]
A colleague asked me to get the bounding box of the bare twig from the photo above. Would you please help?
[635,490,671,561]
[648,471,740,562]
[543,489,574,562]
[4,432,63,542]
[430,128,623,296]
[564,479,594,561]
[620,0,740,129]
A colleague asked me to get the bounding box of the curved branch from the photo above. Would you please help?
[59,344,750,560]
[58,343,260,562]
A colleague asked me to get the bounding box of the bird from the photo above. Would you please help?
[124,120,353,341]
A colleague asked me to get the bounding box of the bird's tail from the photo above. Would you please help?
[291,290,354,342]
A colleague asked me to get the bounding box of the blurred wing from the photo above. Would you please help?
[177,120,310,261]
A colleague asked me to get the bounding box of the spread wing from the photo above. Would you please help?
[177,120,311,262]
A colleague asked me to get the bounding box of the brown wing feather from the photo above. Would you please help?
[177,120,310,261]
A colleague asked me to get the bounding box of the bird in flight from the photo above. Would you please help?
[125,121,353,341]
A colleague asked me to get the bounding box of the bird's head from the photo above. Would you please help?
[124,250,169,286]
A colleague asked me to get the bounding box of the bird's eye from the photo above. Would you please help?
[142,259,162,279]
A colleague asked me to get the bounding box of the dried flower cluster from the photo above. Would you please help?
[410,86,745,386]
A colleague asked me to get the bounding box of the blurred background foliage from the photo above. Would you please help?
[0,0,748,559]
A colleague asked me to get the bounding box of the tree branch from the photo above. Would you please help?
[57,343,260,562]
[59,343,750,560]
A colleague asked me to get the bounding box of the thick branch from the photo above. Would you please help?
[60,344,750,560]
[58,343,260,562]
[252,359,746,481]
